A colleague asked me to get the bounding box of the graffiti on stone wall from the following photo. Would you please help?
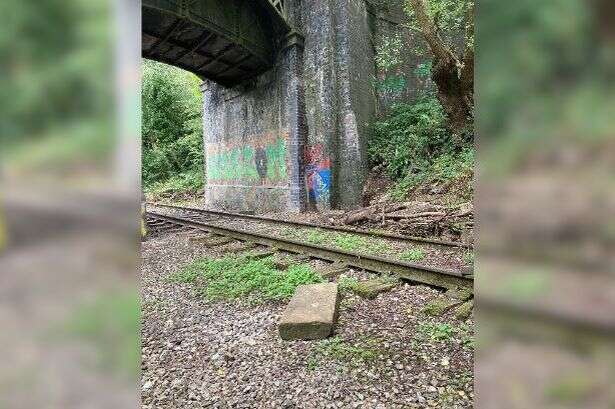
[375,74,407,94]
[305,144,331,205]
[206,133,288,185]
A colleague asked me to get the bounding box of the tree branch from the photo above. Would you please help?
[460,2,474,100]
[408,0,457,63]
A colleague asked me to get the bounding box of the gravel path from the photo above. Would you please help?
[141,232,474,408]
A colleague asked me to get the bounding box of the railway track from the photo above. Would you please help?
[146,210,473,290]
[146,202,472,249]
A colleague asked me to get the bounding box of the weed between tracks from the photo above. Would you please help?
[282,228,390,254]
[400,248,426,262]
[413,322,474,348]
[168,255,322,303]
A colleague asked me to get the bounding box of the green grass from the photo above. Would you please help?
[307,336,381,370]
[415,321,474,348]
[333,234,366,251]
[168,255,322,303]
[463,251,474,264]
[388,147,475,201]
[304,229,329,244]
[145,170,204,199]
[417,322,455,342]
[400,248,426,262]
[283,228,390,255]
[337,276,360,293]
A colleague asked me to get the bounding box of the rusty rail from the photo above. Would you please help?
[146,202,471,249]
[146,211,473,290]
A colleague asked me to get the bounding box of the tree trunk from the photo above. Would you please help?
[408,0,474,135]
[431,54,472,134]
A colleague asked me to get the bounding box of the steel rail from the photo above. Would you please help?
[146,211,473,290]
[146,202,471,249]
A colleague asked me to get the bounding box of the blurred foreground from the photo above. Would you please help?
[477,0,615,407]
[0,0,139,407]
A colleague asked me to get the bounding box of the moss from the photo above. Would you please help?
[449,287,473,301]
[352,278,398,299]
[454,299,474,320]
[422,298,450,317]
[307,336,381,369]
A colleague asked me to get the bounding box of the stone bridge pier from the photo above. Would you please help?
[202,0,375,213]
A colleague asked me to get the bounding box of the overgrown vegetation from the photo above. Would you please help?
[337,276,361,294]
[307,336,381,370]
[414,321,474,348]
[168,255,322,303]
[282,228,390,254]
[400,248,426,262]
[405,0,474,134]
[142,59,204,198]
[369,96,474,200]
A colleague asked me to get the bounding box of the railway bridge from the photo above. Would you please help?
[143,0,377,212]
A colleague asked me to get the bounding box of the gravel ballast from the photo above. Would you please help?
[141,231,474,408]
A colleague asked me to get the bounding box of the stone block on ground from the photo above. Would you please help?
[351,277,399,299]
[279,283,340,341]
[455,299,474,320]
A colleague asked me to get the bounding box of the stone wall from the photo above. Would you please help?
[369,0,437,113]
[202,39,305,213]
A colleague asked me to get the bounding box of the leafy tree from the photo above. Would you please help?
[141,60,204,194]
[405,0,474,136]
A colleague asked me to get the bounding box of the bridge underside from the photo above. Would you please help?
[142,0,287,86]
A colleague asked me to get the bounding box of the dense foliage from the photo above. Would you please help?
[141,60,204,196]
[0,0,114,171]
[368,96,473,200]
[404,0,474,134]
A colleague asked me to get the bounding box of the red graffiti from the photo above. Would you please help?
[304,144,331,203]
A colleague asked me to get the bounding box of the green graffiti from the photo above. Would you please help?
[207,136,287,183]
[265,137,287,180]
[375,75,407,93]
[241,146,260,181]
[414,62,432,79]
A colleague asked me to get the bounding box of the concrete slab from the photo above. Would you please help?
[279,283,340,341]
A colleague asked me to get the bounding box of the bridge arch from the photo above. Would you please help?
[143,0,378,213]
[142,0,289,86]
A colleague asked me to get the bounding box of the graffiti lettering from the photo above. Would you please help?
[206,133,288,184]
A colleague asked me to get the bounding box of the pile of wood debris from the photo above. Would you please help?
[327,201,473,243]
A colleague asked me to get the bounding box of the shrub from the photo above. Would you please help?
[368,96,474,200]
